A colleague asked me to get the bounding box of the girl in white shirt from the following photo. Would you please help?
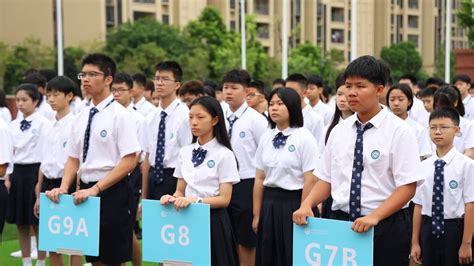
[0,90,12,123]
[160,96,240,266]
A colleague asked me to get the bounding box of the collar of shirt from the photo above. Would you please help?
[272,126,295,137]
[136,96,147,107]
[126,103,135,112]
[302,104,313,115]
[434,146,457,165]
[159,97,180,116]
[91,95,114,112]
[194,137,218,150]
[54,112,74,128]
[226,102,248,119]
[463,95,472,105]
[22,111,41,122]
[349,107,388,129]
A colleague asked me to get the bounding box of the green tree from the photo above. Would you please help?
[380,41,423,81]
[64,46,86,85]
[457,0,474,48]
[0,42,10,90]
[434,44,456,81]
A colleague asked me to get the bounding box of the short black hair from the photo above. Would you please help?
[335,73,345,88]
[203,85,216,98]
[286,73,308,89]
[15,83,42,107]
[453,74,471,84]
[433,85,465,116]
[419,87,435,98]
[399,74,417,85]
[203,79,218,91]
[425,77,445,87]
[132,73,147,88]
[22,73,47,88]
[179,80,205,97]
[272,78,286,87]
[23,68,38,77]
[223,69,251,88]
[113,72,133,89]
[323,86,333,98]
[268,87,303,129]
[429,106,460,126]
[39,69,57,82]
[343,55,388,86]
[46,76,77,96]
[249,80,266,94]
[307,74,324,87]
[81,53,116,78]
[387,83,414,111]
[0,90,7,108]
[155,61,183,82]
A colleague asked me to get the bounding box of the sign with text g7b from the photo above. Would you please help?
[142,200,210,265]
[38,193,100,256]
[293,218,373,266]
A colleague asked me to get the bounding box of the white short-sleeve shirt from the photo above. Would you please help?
[143,98,192,168]
[255,127,319,190]
[134,97,156,117]
[40,113,75,179]
[409,97,430,126]
[430,117,474,154]
[316,108,424,215]
[302,105,325,155]
[225,102,268,180]
[10,112,49,164]
[406,117,432,158]
[0,119,13,180]
[413,147,474,219]
[67,95,140,183]
[463,95,474,121]
[0,107,12,123]
[312,101,333,126]
[126,103,146,152]
[174,138,240,198]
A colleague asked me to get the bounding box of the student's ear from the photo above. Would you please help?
[174,82,181,92]
[66,92,74,103]
[104,75,113,87]
[211,116,219,126]
[375,85,384,97]
[454,126,461,137]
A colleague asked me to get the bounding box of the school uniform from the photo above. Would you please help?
[134,96,155,117]
[255,127,320,266]
[7,112,48,225]
[143,98,192,200]
[463,95,474,121]
[225,102,267,248]
[39,113,76,193]
[409,97,430,126]
[67,95,140,264]
[302,104,325,155]
[0,107,12,123]
[311,100,333,126]
[316,108,424,266]
[413,147,474,266]
[174,138,240,266]
[430,117,474,155]
[405,117,432,158]
[0,118,13,237]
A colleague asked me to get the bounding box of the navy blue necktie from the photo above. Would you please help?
[349,121,374,221]
[154,111,167,184]
[82,107,99,162]
[192,147,207,167]
[227,115,238,138]
[20,120,32,131]
[432,159,446,237]
[272,132,288,149]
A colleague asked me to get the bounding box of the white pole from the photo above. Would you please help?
[445,0,451,83]
[240,0,246,70]
[281,0,288,79]
[350,0,357,61]
[56,0,64,75]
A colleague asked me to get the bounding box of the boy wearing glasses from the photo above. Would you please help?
[246,80,268,117]
[141,61,192,201]
[46,53,140,265]
[411,107,474,266]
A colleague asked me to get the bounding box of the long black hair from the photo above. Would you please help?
[189,96,233,152]
[325,73,353,144]
[433,85,465,116]
[268,87,303,129]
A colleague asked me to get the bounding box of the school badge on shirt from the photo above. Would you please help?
[449,180,458,189]
[239,131,246,138]
[288,145,296,152]
[371,150,380,160]
[100,130,107,138]
[207,160,215,168]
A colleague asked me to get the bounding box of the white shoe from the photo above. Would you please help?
[9,249,43,259]
[10,250,22,258]
[30,249,38,260]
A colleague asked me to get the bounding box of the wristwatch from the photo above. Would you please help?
[196,197,204,204]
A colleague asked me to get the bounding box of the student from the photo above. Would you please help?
[222,69,268,266]
[0,115,13,241]
[151,90,160,107]
[454,74,474,121]
[293,55,424,266]
[271,78,285,90]
[7,83,49,266]
[399,74,430,126]
[419,87,436,113]
[285,73,325,154]
[253,87,320,266]
[33,76,78,266]
[0,90,12,123]
[160,96,240,266]
[246,80,268,117]
[410,107,474,266]
[20,73,56,121]
[386,83,432,159]
[131,73,156,116]
[142,61,192,202]
[433,85,474,159]
[179,80,205,108]
[307,74,333,125]
[111,72,144,266]
[45,53,140,265]
[144,79,155,102]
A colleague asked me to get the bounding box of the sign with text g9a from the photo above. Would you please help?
[142,200,210,265]
[293,218,373,266]
[38,193,100,256]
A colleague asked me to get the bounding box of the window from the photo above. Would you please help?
[255,0,269,15]
[230,0,236,10]
[391,34,395,44]
[408,15,418,28]
[256,23,270,39]
[408,0,418,9]
[230,20,236,31]
[134,11,154,21]
[331,7,344,22]
[331,29,344,43]
[106,6,115,28]
[408,34,419,47]
[133,0,155,3]
[162,14,169,25]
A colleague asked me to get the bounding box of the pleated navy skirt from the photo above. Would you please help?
[7,163,40,225]
[210,208,239,266]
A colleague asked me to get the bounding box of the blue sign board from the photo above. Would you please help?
[142,200,211,265]
[293,218,373,266]
[38,193,100,256]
